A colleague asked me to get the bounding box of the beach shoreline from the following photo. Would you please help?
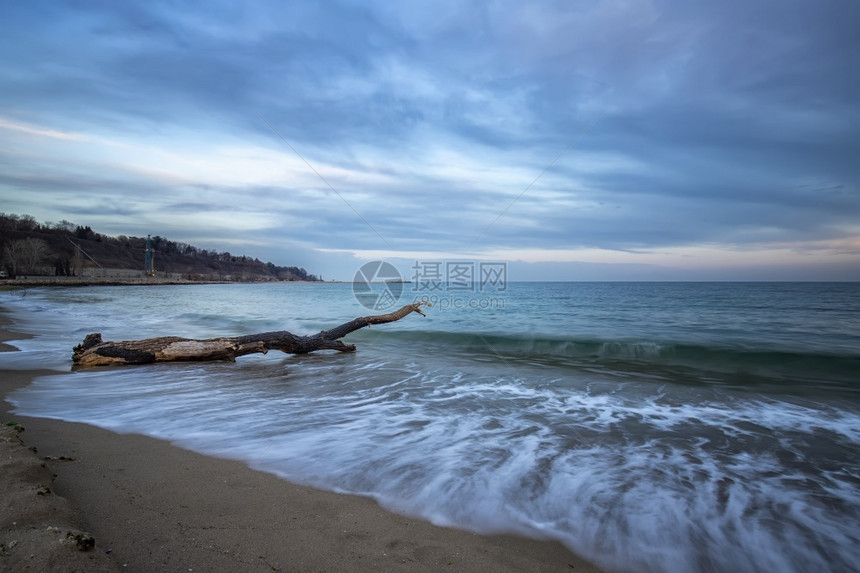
[1,277,329,289]
[0,309,601,572]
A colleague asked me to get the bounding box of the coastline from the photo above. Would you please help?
[0,309,601,572]
[1,277,326,288]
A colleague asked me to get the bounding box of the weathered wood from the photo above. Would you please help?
[72,302,431,368]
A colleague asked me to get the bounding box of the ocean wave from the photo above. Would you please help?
[351,329,860,389]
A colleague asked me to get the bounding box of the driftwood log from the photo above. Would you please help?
[72,302,430,368]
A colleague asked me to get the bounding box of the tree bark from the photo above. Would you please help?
[72,302,431,368]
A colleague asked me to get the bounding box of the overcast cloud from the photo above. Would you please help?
[1,0,858,280]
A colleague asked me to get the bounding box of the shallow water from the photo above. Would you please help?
[2,282,859,572]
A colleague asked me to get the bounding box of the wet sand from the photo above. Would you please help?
[0,313,601,572]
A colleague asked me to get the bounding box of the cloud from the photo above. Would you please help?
[0,0,858,280]
[0,117,85,141]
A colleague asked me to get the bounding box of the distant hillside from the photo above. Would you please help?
[0,213,320,282]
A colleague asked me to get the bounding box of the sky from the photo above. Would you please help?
[1,0,859,281]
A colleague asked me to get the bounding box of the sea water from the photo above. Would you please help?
[1,282,858,572]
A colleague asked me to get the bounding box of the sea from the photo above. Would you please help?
[1,282,858,573]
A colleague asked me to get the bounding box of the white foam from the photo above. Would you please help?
[8,361,860,573]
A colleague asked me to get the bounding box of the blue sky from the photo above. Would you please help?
[1,0,858,280]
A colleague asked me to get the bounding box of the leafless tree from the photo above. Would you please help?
[2,238,51,276]
[2,241,23,276]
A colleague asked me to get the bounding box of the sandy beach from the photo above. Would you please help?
[0,309,600,572]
